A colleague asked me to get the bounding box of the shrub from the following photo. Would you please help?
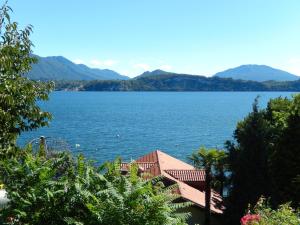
[240,197,300,225]
[0,146,191,225]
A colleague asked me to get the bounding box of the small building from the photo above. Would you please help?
[121,150,224,225]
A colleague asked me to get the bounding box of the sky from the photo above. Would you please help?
[9,0,300,77]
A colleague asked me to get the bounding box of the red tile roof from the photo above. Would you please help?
[136,150,159,163]
[178,181,223,214]
[165,169,205,181]
[122,150,224,214]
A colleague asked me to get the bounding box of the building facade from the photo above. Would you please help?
[121,150,224,225]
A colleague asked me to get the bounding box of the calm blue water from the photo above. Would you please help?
[18,91,296,163]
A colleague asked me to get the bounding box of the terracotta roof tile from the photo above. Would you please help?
[165,169,206,181]
[178,181,224,214]
[144,162,161,177]
[136,150,159,163]
[122,150,224,214]
[156,150,194,171]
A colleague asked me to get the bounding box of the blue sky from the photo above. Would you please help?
[10,0,300,77]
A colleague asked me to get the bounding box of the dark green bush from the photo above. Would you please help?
[0,146,191,225]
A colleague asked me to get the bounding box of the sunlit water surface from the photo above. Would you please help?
[18,91,296,164]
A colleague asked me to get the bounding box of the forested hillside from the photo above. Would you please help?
[54,74,300,91]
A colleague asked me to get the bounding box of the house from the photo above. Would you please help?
[121,150,224,225]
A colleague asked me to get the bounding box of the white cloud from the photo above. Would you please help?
[159,64,172,71]
[72,58,118,68]
[72,59,85,64]
[89,59,118,68]
[288,58,300,64]
[133,63,151,71]
[280,57,300,76]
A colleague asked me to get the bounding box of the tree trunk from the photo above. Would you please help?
[219,168,224,198]
[205,166,211,225]
[220,180,224,198]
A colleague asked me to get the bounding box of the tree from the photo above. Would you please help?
[0,2,53,149]
[225,97,272,225]
[225,95,300,224]
[268,95,300,207]
[189,147,226,225]
[214,150,227,198]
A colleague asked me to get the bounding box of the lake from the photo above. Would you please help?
[18,91,296,163]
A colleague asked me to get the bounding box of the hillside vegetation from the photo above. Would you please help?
[54,74,300,91]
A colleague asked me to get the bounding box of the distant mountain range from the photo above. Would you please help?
[26,55,300,82]
[214,64,299,82]
[137,65,300,82]
[47,61,300,92]
[26,55,129,80]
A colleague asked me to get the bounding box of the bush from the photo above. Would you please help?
[240,197,300,225]
[0,146,191,225]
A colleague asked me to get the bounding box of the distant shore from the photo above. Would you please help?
[53,74,300,92]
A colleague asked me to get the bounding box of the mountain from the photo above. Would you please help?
[214,65,299,82]
[26,55,129,80]
[135,69,173,78]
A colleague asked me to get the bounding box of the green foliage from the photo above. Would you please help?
[189,147,227,225]
[252,198,300,225]
[225,97,272,224]
[0,2,53,148]
[53,75,300,92]
[189,147,219,169]
[189,147,227,195]
[54,75,269,91]
[225,95,300,224]
[268,94,300,207]
[0,148,190,225]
